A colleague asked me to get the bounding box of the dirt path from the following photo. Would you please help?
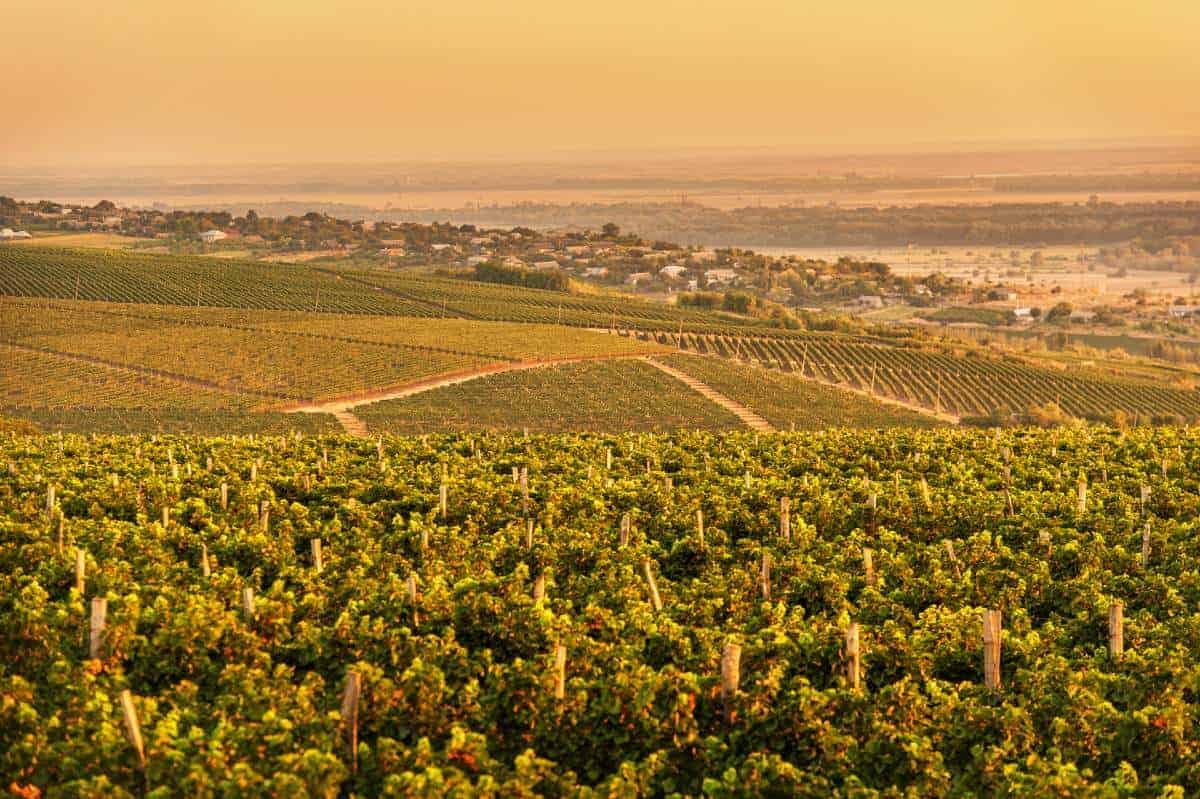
[286,352,669,433]
[642,357,775,432]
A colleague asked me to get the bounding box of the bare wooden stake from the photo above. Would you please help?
[407,574,420,625]
[760,551,772,600]
[241,587,255,618]
[89,596,107,660]
[606,447,612,470]
[161,507,170,528]
[1076,477,1087,516]
[1141,520,1151,568]
[944,540,962,579]
[1140,484,1150,516]
[341,671,362,769]
[220,482,228,510]
[439,483,448,519]
[553,644,567,701]
[525,518,534,549]
[533,571,546,603]
[920,477,932,511]
[642,558,663,612]
[200,542,211,577]
[862,547,877,587]
[779,496,791,541]
[619,513,631,547]
[250,463,257,482]
[982,609,1002,691]
[119,690,146,770]
[57,515,65,554]
[259,505,270,534]
[75,548,86,594]
[720,641,741,721]
[311,538,323,573]
[46,484,56,521]
[696,509,705,549]
[845,623,860,690]
[1108,600,1124,658]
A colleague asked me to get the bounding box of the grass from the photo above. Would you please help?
[355,359,743,433]
[660,353,948,429]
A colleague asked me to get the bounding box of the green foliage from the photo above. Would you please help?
[3,427,1200,795]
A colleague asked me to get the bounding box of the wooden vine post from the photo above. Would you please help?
[200,543,211,577]
[720,641,741,723]
[341,671,362,770]
[220,482,228,510]
[779,497,790,542]
[532,571,546,604]
[119,690,146,770]
[1109,601,1124,658]
[760,551,771,601]
[553,645,567,701]
[75,548,86,594]
[311,538,323,574]
[89,597,107,660]
[1140,485,1150,516]
[439,483,448,519]
[862,547,877,587]
[525,519,535,549]
[242,587,256,618]
[1141,521,1151,568]
[642,558,663,612]
[982,609,1002,691]
[407,574,420,625]
[845,623,860,690]
[696,509,705,549]
[620,513,631,548]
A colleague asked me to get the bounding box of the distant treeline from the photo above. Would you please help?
[401,200,1200,247]
[471,261,569,291]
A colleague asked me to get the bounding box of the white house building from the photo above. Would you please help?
[198,230,227,243]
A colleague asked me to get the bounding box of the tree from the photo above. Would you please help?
[601,223,620,238]
[1046,302,1073,322]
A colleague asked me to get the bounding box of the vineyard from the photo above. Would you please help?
[659,354,946,429]
[645,331,1200,424]
[6,247,1200,428]
[4,427,1200,795]
[354,359,744,434]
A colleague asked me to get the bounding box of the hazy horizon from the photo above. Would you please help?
[4,0,1199,167]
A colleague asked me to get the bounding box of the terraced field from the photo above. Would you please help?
[355,359,743,433]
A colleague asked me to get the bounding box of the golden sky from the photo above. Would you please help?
[3,0,1198,165]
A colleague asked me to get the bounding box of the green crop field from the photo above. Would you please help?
[4,427,1200,795]
[355,359,743,434]
[648,330,1200,423]
[660,353,947,429]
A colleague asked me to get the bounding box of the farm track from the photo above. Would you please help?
[642,357,775,432]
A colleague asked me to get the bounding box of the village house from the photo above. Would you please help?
[582,266,609,278]
[198,230,227,243]
[625,272,653,285]
[531,260,560,271]
[855,295,885,309]
[658,265,687,279]
[1069,310,1097,323]
[704,268,739,285]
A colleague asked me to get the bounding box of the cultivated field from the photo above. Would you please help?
[4,427,1200,794]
